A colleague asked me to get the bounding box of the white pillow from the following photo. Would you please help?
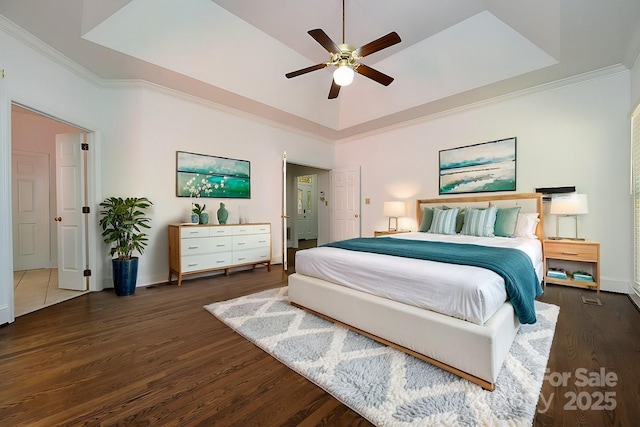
[514,213,540,239]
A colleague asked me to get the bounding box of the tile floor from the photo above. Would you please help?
[13,269,88,317]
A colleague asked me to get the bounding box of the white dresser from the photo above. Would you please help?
[168,223,271,286]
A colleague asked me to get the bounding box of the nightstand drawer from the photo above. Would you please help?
[544,241,598,262]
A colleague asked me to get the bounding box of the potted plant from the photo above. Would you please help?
[99,196,153,296]
[192,202,209,224]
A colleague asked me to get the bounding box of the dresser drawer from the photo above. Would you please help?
[209,226,234,236]
[233,247,271,265]
[181,236,232,256]
[180,226,209,238]
[544,241,598,262]
[253,224,271,234]
[233,225,254,235]
[181,253,232,272]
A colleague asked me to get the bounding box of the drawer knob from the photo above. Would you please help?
[561,251,579,255]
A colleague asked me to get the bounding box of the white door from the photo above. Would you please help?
[330,166,361,242]
[11,151,50,270]
[295,176,317,240]
[56,133,86,291]
[281,152,288,271]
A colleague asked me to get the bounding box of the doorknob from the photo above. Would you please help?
[355,214,359,218]
[54,217,62,222]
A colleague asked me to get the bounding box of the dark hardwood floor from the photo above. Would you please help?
[1,266,638,426]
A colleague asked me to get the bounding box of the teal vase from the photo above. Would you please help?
[217,202,229,224]
[199,211,209,225]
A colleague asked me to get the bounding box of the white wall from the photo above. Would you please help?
[335,71,632,293]
[0,26,105,323]
[0,22,334,318]
[99,87,335,286]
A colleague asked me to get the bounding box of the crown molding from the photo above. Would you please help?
[0,14,103,86]
[100,78,336,145]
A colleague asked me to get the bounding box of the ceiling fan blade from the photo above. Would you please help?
[355,32,401,58]
[308,29,341,54]
[328,80,341,99]
[355,64,394,86]
[285,63,328,79]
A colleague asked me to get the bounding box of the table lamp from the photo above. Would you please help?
[383,201,406,232]
[549,193,588,240]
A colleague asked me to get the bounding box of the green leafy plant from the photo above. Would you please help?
[99,197,153,260]
[192,203,206,215]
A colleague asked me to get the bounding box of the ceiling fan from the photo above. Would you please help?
[285,0,401,99]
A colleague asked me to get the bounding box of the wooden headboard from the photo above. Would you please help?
[416,193,544,241]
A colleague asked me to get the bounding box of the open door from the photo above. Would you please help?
[330,166,361,242]
[55,133,86,291]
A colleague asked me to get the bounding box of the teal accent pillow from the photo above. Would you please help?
[461,206,497,237]
[455,208,465,233]
[428,207,459,235]
[418,207,435,232]
[494,207,521,237]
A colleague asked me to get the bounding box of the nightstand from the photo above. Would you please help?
[543,239,600,292]
[374,230,411,237]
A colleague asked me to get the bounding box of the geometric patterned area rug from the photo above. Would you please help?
[204,287,559,426]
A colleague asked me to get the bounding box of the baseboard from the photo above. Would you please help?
[629,293,640,312]
[600,278,631,294]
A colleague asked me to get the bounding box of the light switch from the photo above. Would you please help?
[365,198,370,204]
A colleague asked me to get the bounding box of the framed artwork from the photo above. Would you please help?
[439,137,516,195]
[176,151,250,199]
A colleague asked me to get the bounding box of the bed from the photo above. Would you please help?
[288,193,544,390]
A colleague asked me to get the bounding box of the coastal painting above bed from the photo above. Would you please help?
[439,137,516,195]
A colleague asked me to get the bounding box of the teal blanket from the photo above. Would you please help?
[324,237,543,324]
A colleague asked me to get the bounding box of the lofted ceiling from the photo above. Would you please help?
[1,0,640,141]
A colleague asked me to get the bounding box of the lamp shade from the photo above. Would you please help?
[333,65,355,86]
[383,201,406,217]
[550,193,589,215]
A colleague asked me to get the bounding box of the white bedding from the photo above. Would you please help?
[294,232,542,325]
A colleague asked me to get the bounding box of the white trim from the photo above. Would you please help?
[0,74,15,324]
[0,15,102,87]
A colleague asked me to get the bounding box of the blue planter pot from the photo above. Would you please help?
[112,257,139,296]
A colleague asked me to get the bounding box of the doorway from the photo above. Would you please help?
[285,163,330,274]
[11,104,90,316]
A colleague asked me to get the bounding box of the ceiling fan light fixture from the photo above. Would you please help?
[333,64,354,86]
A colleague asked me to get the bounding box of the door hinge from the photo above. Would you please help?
[83,269,91,277]
[82,206,90,214]
[81,143,89,151]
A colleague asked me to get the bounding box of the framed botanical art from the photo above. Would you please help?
[176,151,250,199]
[439,137,516,195]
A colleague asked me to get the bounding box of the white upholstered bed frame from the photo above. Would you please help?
[288,193,543,390]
